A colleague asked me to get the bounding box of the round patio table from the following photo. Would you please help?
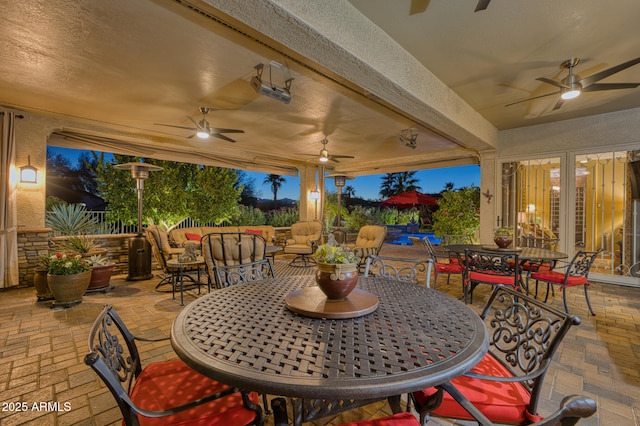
[171,275,489,423]
[443,244,568,262]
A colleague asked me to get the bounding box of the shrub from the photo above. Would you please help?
[266,207,299,227]
[230,205,266,225]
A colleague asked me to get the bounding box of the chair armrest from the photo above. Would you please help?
[529,395,596,426]
[463,358,550,383]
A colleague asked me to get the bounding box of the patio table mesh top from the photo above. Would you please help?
[171,275,488,400]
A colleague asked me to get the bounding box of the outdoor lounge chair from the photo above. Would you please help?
[346,225,387,270]
[201,231,274,289]
[283,221,322,267]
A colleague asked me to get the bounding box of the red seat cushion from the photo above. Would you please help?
[413,353,533,424]
[184,232,202,241]
[340,412,420,426]
[436,263,464,274]
[468,271,519,285]
[128,358,259,426]
[244,229,263,236]
[530,270,587,287]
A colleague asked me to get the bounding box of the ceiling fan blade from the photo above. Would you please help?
[475,0,491,12]
[505,91,560,107]
[154,123,197,131]
[330,155,355,159]
[582,82,640,92]
[187,115,205,131]
[211,133,236,143]
[409,0,430,15]
[552,98,565,111]
[210,128,245,134]
[187,133,196,139]
[536,77,570,90]
[579,57,640,87]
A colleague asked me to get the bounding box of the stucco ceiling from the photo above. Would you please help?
[1,0,639,177]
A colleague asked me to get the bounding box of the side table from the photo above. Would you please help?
[165,257,206,305]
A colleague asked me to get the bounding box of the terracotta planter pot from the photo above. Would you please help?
[47,270,92,307]
[316,262,358,300]
[34,267,54,301]
[87,263,115,293]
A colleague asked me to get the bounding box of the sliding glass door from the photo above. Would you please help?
[500,150,640,286]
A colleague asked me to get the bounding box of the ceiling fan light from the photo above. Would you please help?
[319,148,329,162]
[561,89,581,100]
[196,130,210,138]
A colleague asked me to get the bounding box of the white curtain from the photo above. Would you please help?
[1,112,19,288]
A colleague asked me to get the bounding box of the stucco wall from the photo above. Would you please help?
[497,107,640,157]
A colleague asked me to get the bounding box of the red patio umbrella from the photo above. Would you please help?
[381,189,438,207]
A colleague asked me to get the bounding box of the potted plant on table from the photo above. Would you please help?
[47,253,92,308]
[313,235,359,300]
[494,227,514,249]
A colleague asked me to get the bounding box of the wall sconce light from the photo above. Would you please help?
[20,155,38,183]
[309,188,320,200]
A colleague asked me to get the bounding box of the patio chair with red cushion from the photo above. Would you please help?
[528,249,602,316]
[463,249,522,304]
[419,236,465,290]
[411,285,584,426]
[85,304,263,426]
[518,235,560,297]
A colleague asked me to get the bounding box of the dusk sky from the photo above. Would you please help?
[48,146,480,201]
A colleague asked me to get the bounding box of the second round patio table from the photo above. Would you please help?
[171,275,489,424]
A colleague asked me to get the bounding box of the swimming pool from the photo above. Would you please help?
[387,232,441,245]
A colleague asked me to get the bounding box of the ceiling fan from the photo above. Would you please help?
[155,107,244,142]
[304,138,355,163]
[506,57,640,111]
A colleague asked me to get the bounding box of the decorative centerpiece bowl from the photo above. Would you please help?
[314,236,359,300]
[494,227,514,249]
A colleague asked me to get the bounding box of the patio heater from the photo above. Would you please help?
[114,161,163,281]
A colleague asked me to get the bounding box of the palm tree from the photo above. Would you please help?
[443,181,455,192]
[379,171,422,198]
[344,185,356,198]
[264,174,285,209]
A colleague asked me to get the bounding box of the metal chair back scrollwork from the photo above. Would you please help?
[363,255,433,288]
[85,304,263,426]
[201,232,274,289]
[412,286,584,425]
[463,249,521,304]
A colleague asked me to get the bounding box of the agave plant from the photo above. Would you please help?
[46,204,101,236]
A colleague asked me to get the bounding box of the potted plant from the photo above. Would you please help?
[86,254,115,293]
[494,227,514,249]
[33,254,54,301]
[313,236,359,300]
[47,253,92,308]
